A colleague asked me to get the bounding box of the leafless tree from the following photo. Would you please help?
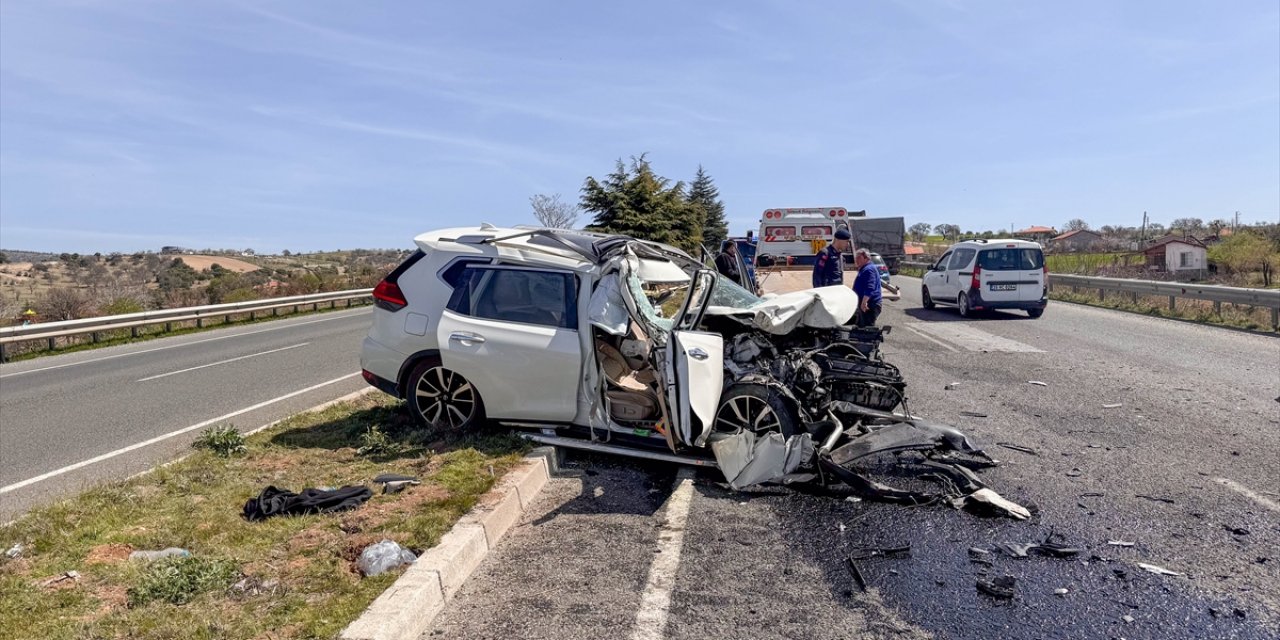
[37,288,93,321]
[1063,218,1090,231]
[530,193,580,229]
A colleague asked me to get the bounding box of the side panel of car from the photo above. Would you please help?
[435,265,582,422]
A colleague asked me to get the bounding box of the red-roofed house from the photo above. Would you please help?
[1142,235,1206,273]
[1012,226,1057,243]
[1050,229,1104,252]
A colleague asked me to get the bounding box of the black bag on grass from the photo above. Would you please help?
[242,485,373,521]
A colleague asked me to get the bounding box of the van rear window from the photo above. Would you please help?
[764,226,795,237]
[801,225,832,236]
[978,248,1044,271]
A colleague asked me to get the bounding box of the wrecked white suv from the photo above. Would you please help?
[361,226,1021,512]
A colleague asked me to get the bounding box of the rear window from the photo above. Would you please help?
[978,248,1044,271]
[764,226,795,237]
[801,225,831,236]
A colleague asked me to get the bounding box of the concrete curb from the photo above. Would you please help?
[339,446,560,640]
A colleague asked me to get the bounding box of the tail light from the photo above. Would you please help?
[971,264,981,290]
[373,279,408,312]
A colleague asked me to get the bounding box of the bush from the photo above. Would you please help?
[356,425,403,457]
[192,425,246,457]
[128,556,240,606]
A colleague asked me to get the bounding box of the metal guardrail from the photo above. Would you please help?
[0,289,373,359]
[898,262,1279,328]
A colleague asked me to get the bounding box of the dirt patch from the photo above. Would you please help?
[177,255,259,273]
[288,527,342,553]
[85,544,134,565]
[338,484,450,535]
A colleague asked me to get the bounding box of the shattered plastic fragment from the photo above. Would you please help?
[976,575,1017,599]
[1028,381,1047,386]
[1123,615,1135,624]
[945,382,961,390]
[959,411,988,418]
[846,558,868,592]
[1137,562,1183,577]
[1108,540,1136,547]
[1054,588,1069,596]
[996,442,1038,456]
[1103,403,1123,409]
[957,488,1031,520]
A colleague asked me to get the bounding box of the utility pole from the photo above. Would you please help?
[1140,211,1148,246]
[1234,211,1240,232]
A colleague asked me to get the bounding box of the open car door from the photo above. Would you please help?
[660,269,724,449]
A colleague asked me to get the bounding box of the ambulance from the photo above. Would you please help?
[756,207,864,266]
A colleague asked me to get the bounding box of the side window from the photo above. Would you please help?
[446,267,578,330]
[934,251,952,270]
[439,257,491,288]
[949,248,976,271]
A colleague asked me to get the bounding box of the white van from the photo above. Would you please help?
[921,239,1047,318]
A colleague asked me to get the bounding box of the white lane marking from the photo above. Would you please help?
[906,322,1044,353]
[0,308,369,379]
[631,468,696,640]
[1215,477,1280,513]
[0,372,360,494]
[902,324,959,352]
[137,343,310,382]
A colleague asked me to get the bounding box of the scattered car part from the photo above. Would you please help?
[846,557,868,592]
[996,442,1038,456]
[1108,540,1136,547]
[373,473,421,494]
[1137,562,1184,577]
[976,575,1017,599]
[953,488,1031,520]
[1027,380,1047,386]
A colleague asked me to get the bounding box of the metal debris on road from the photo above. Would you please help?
[945,382,961,390]
[1135,495,1176,505]
[996,442,1038,456]
[850,544,912,560]
[959,411,988,418]
[1027,380,1048,386]
[1123,615,1135,624]
[1137,562,1184,577]
[953,488,1031,520]
[1066,468,1083,477]
[1054,588,1069,596]
[1103,403,1123,409]
[845,557,868,592]
[976,575,1017,599]
[1108,540,1136,547]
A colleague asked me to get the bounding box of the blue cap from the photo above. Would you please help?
[834,228,851,240]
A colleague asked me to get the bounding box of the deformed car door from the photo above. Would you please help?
[661,269,724,448]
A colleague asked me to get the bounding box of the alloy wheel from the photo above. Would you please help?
[715,394,784,434]
[414,366,477,429]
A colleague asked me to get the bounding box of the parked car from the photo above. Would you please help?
[359,225,1013,505]
[920,239,1047,318]
[868,252,891,285]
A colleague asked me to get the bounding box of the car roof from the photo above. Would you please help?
[413,225,693,270]
[953,238,1043,249]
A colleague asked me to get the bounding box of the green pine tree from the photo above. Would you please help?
[581,155,704,255]
[687,165,728,250]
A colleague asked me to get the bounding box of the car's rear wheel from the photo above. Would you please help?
[406,358,485,430]
[922,286,936,309]
[714,384,799,438]
[1027,307,1044,319]
[958,292,972,318]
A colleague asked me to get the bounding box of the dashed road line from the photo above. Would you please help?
[631,467,696,640]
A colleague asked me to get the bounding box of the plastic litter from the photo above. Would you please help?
[976,575,1016,599]
[38,571,81,588]
[129,548,191,562]
[5,543,23,559]
[1137,562,1183,577]
[356,539,417,577]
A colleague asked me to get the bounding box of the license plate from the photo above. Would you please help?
[989,284,1017,291]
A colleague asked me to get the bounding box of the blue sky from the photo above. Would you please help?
[1,1,1277,254]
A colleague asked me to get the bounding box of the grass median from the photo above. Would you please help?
[0,393,530,640]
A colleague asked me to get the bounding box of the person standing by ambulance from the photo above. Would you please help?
[812,227,851,288]
[852,247,883,327]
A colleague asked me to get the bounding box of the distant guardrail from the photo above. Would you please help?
[0,289,373,360]
[898,262,1279,329]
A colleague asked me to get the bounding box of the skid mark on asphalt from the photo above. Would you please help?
[631,467,696,640]
[906,322,1044,352]
[1215,477,1280,513]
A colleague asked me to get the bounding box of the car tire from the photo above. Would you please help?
[958,292,971,318]
[922,286,936,310]
[714,383,800,438]
[405,358,486,431]
[1027,307,1044,319]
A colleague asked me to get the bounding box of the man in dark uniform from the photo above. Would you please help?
[714,240,742,285]
[812,227,851,288]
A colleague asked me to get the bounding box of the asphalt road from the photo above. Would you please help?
[0,307,373,520]
[428,277,1280,640]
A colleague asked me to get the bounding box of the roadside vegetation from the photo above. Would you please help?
[1047,287,1276,333]
[0,393,530,640]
